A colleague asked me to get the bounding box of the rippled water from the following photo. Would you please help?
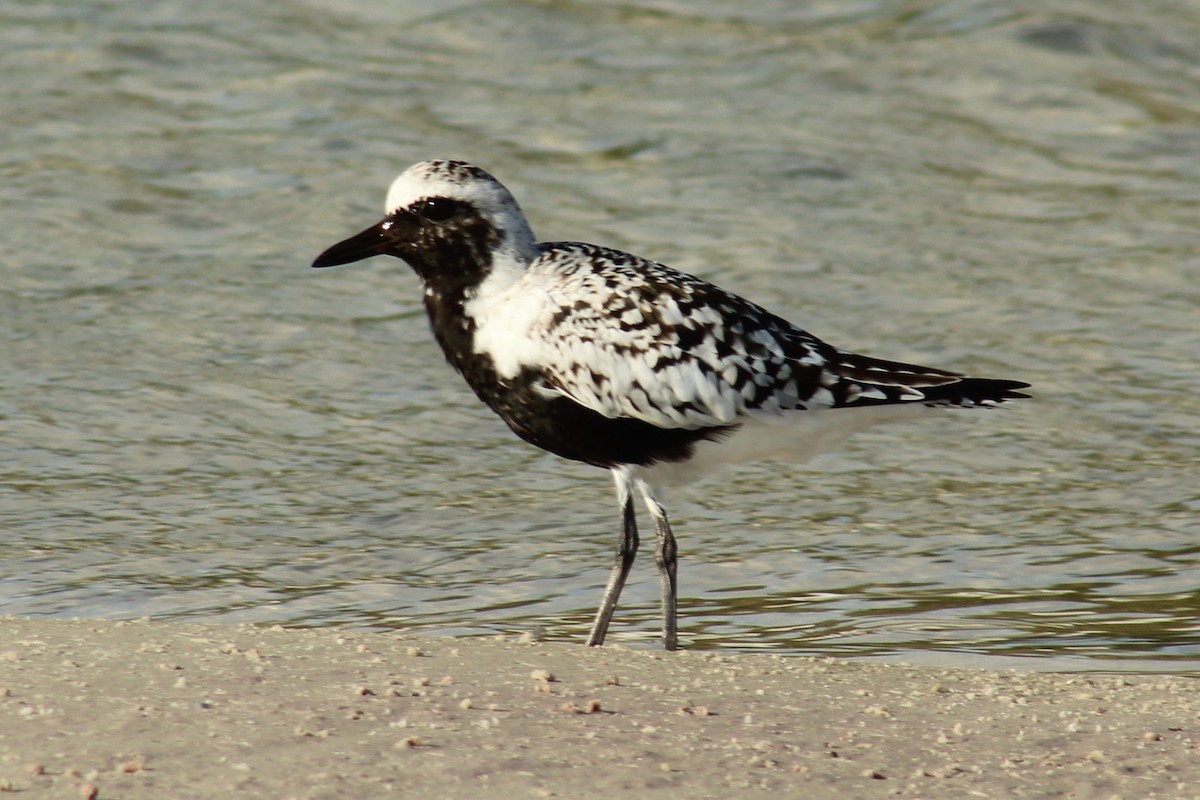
[3,1,1198,672]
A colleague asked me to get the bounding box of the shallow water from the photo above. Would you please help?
[3,0,1199,672]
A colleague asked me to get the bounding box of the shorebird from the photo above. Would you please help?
[313,159,1029,651]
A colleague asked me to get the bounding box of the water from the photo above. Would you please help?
[2,0,1198,672]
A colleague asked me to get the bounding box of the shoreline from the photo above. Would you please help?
[1,616,1195,798]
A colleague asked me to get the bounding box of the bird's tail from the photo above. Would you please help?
[825,350,1031,409]
[913,377,1031,408]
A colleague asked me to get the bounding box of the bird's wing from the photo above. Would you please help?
[525,243,837,430]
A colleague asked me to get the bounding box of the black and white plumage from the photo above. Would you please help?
[313,159,1030,651]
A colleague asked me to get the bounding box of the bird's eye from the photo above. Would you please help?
[417,197,457,222]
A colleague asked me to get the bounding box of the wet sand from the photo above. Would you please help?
[0,617,1195,798]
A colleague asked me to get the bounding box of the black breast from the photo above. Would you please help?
[422,291,727,469]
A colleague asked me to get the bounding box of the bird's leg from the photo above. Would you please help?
[587,468,639,647]
[638,480,678,651]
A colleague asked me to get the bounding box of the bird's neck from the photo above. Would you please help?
[418,246,531,392]
[423,285,477,371]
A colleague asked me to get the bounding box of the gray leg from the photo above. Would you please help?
[638,480,678,651]
[587,467,639,647]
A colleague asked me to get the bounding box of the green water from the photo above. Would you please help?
[2,0,1198,671]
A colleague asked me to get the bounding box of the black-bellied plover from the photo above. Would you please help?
[313,159,1029,651]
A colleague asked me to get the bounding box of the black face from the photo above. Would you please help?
[312,196,498,292]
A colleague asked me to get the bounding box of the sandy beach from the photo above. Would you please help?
[0,617,1195,798]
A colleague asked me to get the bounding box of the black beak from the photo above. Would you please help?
[312,220,392,268]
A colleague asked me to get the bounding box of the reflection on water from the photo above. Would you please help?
[2,1,1199,672]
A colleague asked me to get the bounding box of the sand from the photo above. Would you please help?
[0,617,1195,799]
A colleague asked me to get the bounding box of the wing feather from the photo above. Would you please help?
[526,243,825,430]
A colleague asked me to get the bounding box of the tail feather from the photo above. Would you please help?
[825,350,1030,409]
[830,350,963,388]
[912,377,1031,408]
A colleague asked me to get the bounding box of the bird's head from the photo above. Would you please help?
[313,160,536,291]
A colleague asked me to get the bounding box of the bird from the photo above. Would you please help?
[313,159,1030,651]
